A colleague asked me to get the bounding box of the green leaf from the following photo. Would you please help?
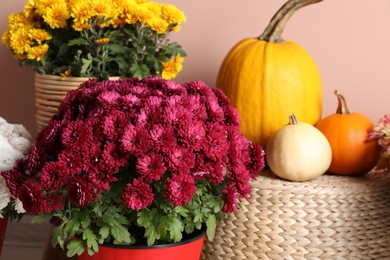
[64,217,80,238]
[138,209,161,245]
[108,44,128,55]
[80,214,91,229]
[51,225,65,248]
[80,53,93,75]
[66,239,86,258]
[174,206,189,218]
[92,202,104,217]
[68,37,89,46]
[31,214,52,224]
[145,54,161,73]
[161,42,187,57]
[168,218,183,242]
[99,225,110,241]
[193,208,203,223]
[206,214,217,240]
[110,223,131,243]
[101,212,115,224]
[195,222,202,230]
[82,229,99,253]
[130,63,150,78]
[144,225,160,246]
[185,222,195,234]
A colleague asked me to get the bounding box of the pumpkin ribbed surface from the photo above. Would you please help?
[217,38,322,147]
[316,112,380,175]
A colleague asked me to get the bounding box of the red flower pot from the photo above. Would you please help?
[78,230,205,260]
[0,217,8,256]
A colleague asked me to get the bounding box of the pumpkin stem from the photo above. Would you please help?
[289,114,298,125]
[258,0,323,43]
[335,90,350,114]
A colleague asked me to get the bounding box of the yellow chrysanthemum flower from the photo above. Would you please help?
[72,21,91,31]
[112,0,139,26]
[162,4,186,26]
[1,29,12,48]
[70,1,96,25]
[9,27,34,55]
[60,69,71,79]
[161,54,184,80]
[147,17,168,34]
[92,0,115,28]
[170,24,181,32]
[35,0,67,16]
[43,3,70,29]
[7,12,30,30]
[23,0,36,18]
[133,5,154,25]
[123,3,139,25]
[29,28,52,44]
[95,38,110,45]
[112,0,137,6]
[27,44,49,61]
[67,0,79,6]
[145,2,163,18]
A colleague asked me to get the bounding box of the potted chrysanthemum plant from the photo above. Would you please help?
[2,77,265,259]
[2,0,187,131]
[2,0,187,80]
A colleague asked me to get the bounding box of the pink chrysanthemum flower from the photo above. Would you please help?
[121,178,154,210]
[66,177,93,207]
[136,153,166,182]
[222,184,239,214]
[177,120,205,151]
[166,146,196,174]
[43,193,64,213]
[40,161,69,190]
[61,120,92,147]
[17,181,43,214]
[369,114,390,171]
[164,173,196,206]
[103,111,128,141]
[121,125,151,155]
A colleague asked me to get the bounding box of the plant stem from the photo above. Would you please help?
[334,90,350,114]
[289,114,298,125]
[258,0,323,43]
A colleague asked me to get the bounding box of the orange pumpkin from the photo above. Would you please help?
[316,90,380,175]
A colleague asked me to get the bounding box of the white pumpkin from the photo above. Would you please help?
[266,114,332,182]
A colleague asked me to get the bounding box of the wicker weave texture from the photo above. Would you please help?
[34,74,90,132]
[202,170,390,260]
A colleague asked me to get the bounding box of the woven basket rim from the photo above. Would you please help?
[254,170,390,193]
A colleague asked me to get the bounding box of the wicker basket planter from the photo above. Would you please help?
[202,170,390,259]
[34,73,91,132]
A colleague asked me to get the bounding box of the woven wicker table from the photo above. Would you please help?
[202,170,390,260]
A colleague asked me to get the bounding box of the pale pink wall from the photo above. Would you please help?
[1,0,389,138]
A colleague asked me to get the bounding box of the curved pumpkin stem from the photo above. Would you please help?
[335,90,350,114]
[258,0,323,43]
[288,114,298,125]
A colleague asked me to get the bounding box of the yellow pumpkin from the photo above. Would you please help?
[216,0,323,147]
